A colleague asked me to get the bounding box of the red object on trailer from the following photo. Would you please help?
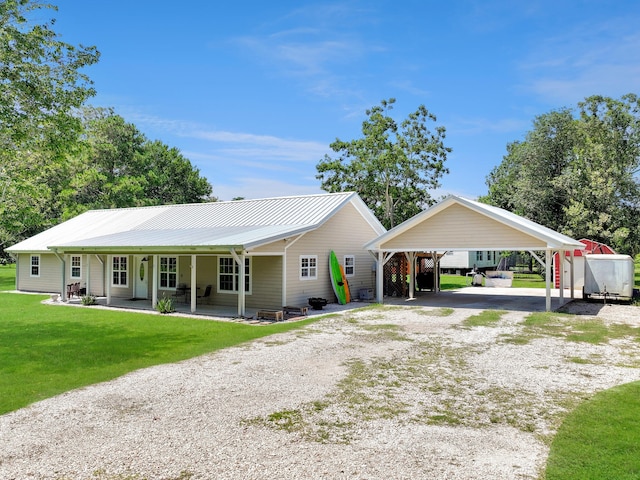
[553,239,616,288]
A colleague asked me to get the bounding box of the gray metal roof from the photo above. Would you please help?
[8,192,385,253]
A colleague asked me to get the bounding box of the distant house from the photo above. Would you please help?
[438,250,500,274]
[6,192,386,316]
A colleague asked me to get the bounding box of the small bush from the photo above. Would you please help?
[156,296,175,314]
[81,295,97,306]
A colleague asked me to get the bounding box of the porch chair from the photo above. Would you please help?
[197,284,212,304]
[67,282,80,298]
[172,283,187,303]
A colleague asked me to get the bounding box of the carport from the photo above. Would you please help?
[365,196,586,311]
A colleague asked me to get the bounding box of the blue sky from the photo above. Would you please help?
[54,1,640,201]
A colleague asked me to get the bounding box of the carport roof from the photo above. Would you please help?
[365,195,585,252]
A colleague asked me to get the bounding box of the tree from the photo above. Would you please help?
[316,99,450,229]
[0,0,99,252]
[61,108,214,217]
[482,94,640,255]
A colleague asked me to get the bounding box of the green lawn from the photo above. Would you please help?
[440,272,547,289]
[545,381,640,479]
[0,264,15,291]
[0,290,316,415]
[3,264,640,479]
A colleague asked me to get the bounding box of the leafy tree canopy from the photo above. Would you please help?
[316,98,451,229]
[0,0,99,252]
[482,94,640,255]
[61,107,214,218]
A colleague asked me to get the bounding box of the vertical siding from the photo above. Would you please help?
[284,202,380,306]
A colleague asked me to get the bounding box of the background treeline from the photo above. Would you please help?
[481,94,640,256]
[0,1,212,258]
[2,1,640,259]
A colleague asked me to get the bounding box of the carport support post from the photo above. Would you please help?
[558,249,565,305]
[376,251,384,303]
[545,250,551,311]
[405,252,416,299]
[570,250,575,299]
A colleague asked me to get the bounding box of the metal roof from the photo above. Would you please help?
[8,192,385,253]
[365,195,586,251]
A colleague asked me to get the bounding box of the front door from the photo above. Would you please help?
[135,256,149,299]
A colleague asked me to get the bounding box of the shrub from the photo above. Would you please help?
[156,296,175,314]
[81,295,97,306]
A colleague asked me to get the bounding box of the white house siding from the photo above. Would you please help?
[16,253,61,293]
[381,204,547,251]
[284,202,379,306]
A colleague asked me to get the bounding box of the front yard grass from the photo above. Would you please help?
[545,381,640,480]
[0,293,315,415]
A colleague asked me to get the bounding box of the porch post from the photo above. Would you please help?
[106,255,111,306]
[59,253,67,301]
[152,254,158,308]
[86,254,91,296]
[237,252,246,317]
[190,254,197,313]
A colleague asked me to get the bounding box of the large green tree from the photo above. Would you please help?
[482,94,640,255]
[61,108,213,218]
[316,98,451,229]
[0,0,99,252]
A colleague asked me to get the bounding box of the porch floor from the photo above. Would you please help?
[61,296,355,323]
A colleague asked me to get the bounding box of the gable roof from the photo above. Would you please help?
[8,192,385,254]
[365,195,585,252]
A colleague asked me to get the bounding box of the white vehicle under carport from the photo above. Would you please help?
[583,254,635,301]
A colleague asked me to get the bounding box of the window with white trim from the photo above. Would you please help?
[71,256,82,279]
[344,255,355,277]
[30,255,40,277]
[112,256,128,287]
[300,255,317,280]
[217,256,251,293]
[159,256,178,288]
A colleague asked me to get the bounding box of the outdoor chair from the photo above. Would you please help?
[197,284,212,304]
[172,283,187,303]
[67,282,80,298]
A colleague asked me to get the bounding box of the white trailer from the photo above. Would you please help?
[583,254,635,301]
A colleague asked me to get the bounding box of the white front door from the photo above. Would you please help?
[135,256,149,299]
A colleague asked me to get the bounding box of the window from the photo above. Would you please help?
[112,256,128,287]
[218,256,251,293]
[30,255,40,277]
[344,255,355,277]
[71,256,82,279]
[476,251,484,261]
[300,255,317,280]
[159,257,178,288]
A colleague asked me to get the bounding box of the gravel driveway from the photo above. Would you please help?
[1,300,639,480]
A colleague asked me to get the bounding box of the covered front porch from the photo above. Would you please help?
[59,250,285,318]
